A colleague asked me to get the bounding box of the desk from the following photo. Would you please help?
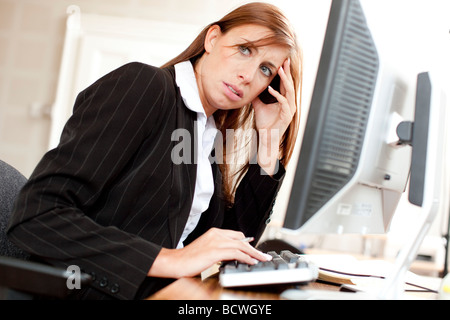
[147,276,341,300]
[147,272,440,300]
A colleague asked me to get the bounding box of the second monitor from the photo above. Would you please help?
[284,0,418,235]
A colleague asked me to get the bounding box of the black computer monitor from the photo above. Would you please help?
[281,0,448,299]
[283,0,447,236]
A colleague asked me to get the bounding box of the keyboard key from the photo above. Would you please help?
[222,261,239,274]
[272,257,289,270]
[280,250,299,263]
[236,263,251,272]
[267,251,280,259]
[296,258,309,269]
[251,261,276,272]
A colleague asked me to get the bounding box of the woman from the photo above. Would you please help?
[8,2,302,299]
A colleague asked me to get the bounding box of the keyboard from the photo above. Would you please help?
[219,250,318,288]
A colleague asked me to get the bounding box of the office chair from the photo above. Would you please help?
[0,160,91,299]
[0,160,29,260]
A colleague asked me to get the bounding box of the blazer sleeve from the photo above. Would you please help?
[7,62,173,300]
[222,162,285,243]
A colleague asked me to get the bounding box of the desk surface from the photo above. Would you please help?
[147,249,442,300]
[147,273,440,300]
[147,276,341,300]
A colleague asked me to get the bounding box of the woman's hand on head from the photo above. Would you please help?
[147,228,272,279]
[252,58,297,141]
[252,58,296,175]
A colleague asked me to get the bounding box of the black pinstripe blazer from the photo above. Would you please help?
[8,62,285,300]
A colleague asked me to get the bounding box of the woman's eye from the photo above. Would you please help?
[238,46,251,56]
[260,65,272,77]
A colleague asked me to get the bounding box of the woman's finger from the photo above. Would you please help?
[209,228,272,262]
[277,61,296,115]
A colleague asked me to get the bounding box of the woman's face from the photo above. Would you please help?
[195,24,289,117]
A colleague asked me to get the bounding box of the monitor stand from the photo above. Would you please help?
[380,72,448,299]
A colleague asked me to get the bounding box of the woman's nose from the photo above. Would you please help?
[238,64,257,83]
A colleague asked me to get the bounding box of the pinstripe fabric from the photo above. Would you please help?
[7,62,285,300]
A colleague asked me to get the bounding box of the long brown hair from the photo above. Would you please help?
[162,2,303,206]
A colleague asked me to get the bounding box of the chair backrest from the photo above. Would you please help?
[0,160,92,299]
[0,160,29,259]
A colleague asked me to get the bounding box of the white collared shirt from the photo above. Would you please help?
[174,61,217,248]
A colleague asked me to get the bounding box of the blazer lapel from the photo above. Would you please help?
[167,89,197,248]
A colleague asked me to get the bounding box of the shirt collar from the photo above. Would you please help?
[174,61,206,116]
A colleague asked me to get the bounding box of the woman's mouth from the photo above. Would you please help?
[224,82,243,101]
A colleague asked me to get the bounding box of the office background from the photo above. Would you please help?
[0,0,449,273]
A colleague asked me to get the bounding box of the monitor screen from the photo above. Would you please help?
[283,0,417,234]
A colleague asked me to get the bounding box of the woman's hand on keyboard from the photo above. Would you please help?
[147,228,272,279]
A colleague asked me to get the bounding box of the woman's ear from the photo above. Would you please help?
[204,25,222,53]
